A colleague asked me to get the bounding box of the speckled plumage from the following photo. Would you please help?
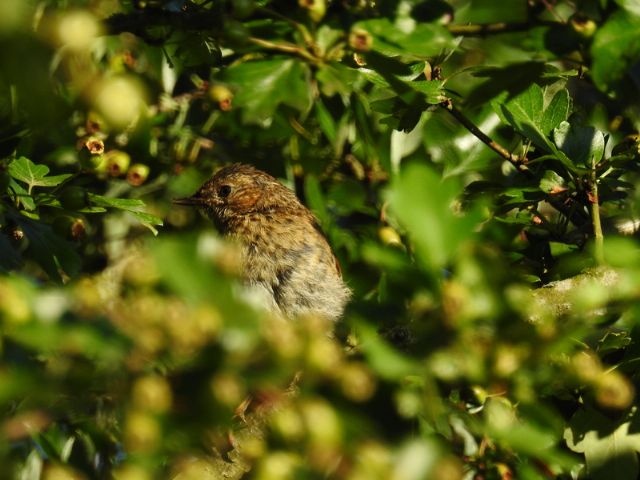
[177,164,351,321]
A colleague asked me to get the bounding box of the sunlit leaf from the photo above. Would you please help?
[8,157,71,190]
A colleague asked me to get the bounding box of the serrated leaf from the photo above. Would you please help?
[127,210,163,235]
[410,80,447,104]
[565,407,640,480]
[553,121,605,166]
[540,89,570,135]
[8,157,71,190]
[88,194,144,209]
[223,58,312,122]
[88,193,162,231]
[353,19,454,58]
[494,85,553,151]
[316,62,360,97]
[494,85,574,167]
[8,178,36,211]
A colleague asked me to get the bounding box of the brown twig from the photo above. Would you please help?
[248,37,319,64]
[446,21,557,36]
[441,101,592,228]
[441,101,530,173]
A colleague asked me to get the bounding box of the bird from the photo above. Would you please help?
[174,163,351,321]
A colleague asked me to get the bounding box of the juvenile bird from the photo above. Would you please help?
[174,163,351,321]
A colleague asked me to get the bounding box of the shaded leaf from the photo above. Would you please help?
[591,10,640,91]
[356,320,420,380]
[15,217,80,282]
[553,121,605,167]
[354,19,454,58]
[0,233,22,271]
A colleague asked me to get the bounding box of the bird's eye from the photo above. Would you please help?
[218,185,232,198]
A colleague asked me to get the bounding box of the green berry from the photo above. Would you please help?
[105,150,131,177]
[569,14,597,40]
[59,186,88,210]
[127,163,150,186]
[299,0,326,23]
[233,0,256,19]
[53,215,86,240]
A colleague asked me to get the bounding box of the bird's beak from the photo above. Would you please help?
[173,195,205,206]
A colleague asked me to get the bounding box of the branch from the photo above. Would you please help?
[441,101,530,173]
[446,20,557,36]
[590,168,605,265]
[442,101,591,228]
[530,267,619,322]
[248,37,319,63]
[105,11,222,38]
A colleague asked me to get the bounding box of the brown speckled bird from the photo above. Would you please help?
[174,164,351,321]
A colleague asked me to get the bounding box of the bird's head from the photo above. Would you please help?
[173,163,299,230]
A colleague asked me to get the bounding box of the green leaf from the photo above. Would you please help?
[540,89,570,136]
[8,157,71,191]
[356,320,420,380]
[88,194,145,209]
[15,217,80,282]
[224,58,312,122]
[316,62,360,97]
[386,163,480,271]
[8,178,36,211]
[614,0,640,15]
[539,170,567,193]
[304,175,330,226]
[315,99,337,144]
[494,85,555,152]
[565,407,640,480]
[591,10,640,91]
[88,193,163,232]
[354,19,454,58]
[0,233,22,271]
[553,121,605,166]
[493,85,573,166]
[409,80,447,104]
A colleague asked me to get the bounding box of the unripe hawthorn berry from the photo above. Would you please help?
[209,85,233,111]
[299,0,326,23]
[569,14,597,40]
[127,163,150,186]
[349,28,373,52]
[104,150,131,177]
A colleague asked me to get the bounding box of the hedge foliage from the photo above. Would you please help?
[2,0,640,478]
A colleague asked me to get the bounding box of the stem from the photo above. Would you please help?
[442,100,591,229]
[590,166,605,265]
[441,101,529,173]
[248,37,319,64]
[446,21,557,36]
[258,7,315,49]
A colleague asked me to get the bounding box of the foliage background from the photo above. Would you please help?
[2,0,640,478]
